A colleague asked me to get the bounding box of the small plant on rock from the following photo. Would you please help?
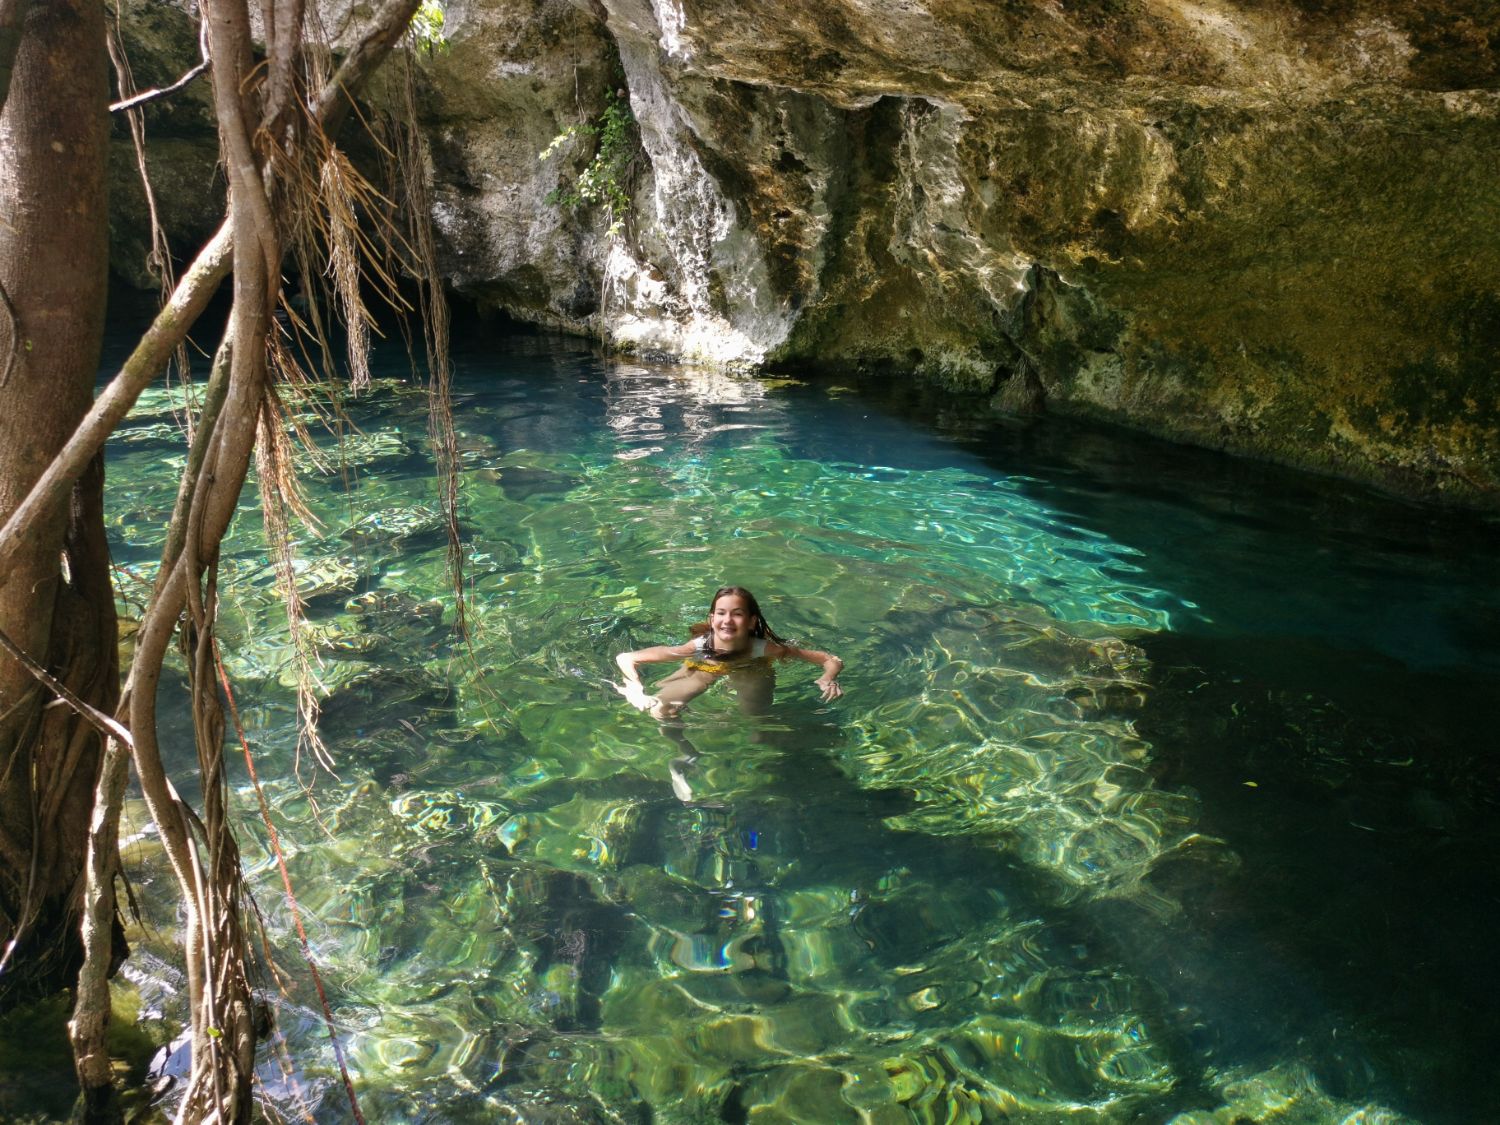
[409,1,448,52]
[540,86,640,238]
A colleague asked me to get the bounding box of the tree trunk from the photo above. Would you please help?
[0,0,116,1009]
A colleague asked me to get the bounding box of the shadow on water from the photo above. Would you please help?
[1126,629,1500,1124]
[760,374,1500,1122]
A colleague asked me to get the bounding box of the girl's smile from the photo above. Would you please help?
[711,594,756,653]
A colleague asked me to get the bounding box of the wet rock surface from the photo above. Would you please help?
[114,0,1500,506]
[411,0,1500,507]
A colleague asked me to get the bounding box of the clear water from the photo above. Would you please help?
[56,324,1500,1121]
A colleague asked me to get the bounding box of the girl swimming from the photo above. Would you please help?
[614,586,844,720]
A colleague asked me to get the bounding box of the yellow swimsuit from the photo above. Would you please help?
[684,637,769,676]
[684,657,733,675]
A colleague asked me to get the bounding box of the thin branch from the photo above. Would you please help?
[106,2,211,117]
[0,623,133,748]
[110,35,210,114]
[109,59,209,114]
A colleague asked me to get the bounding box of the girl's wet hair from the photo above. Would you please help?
[690,585,790,656]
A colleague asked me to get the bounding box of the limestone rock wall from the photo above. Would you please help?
[113,0,1500,506]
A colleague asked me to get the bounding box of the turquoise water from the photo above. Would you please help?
[70,325,1500,1121]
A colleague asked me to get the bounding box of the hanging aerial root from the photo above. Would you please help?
[274,108,417,395]
[393,52,468,641]
[256,384,335,779]
[320,149,374,392]
[260,342,323,524]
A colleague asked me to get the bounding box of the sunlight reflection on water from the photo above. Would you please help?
[84,340,1478,1124]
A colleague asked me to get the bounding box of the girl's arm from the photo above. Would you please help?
[614,642,697,711]
[771,643,845,700]
[615,642,696,686]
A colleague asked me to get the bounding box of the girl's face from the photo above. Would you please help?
[710,593,757,651]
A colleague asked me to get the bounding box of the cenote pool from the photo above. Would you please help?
[45,325,1500,1121]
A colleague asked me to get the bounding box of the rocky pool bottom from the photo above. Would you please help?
[3,327,1497,1123]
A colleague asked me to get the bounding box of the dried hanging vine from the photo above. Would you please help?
[106,0,197,407]
[393,50,466,639]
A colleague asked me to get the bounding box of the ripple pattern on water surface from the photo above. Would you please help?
[98,360,1417,1123]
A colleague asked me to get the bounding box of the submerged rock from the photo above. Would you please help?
[318,664,454,733]
[340,505,451,550]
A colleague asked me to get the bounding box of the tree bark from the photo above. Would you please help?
[0,0,115,1009]
[0,0,31,120]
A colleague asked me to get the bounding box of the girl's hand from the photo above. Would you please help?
[815,676,843,701]
[614,680,659,712]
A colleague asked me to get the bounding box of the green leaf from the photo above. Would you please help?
[538,86,639,238]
